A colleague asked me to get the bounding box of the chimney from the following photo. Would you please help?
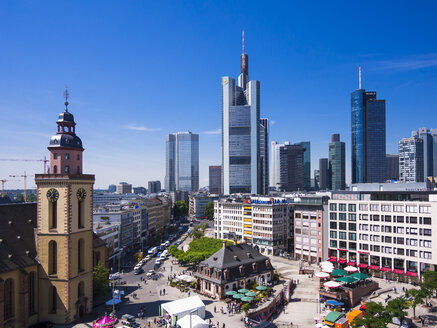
[222,240,227,249]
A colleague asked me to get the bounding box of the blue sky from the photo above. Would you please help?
[1,1,437,190]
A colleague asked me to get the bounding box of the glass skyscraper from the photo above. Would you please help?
[351,87,386,183]
[222,36,260,194]
[295,141,311,190]
[165,132,199,193]
[259,118,269,195]
[328,134,345,190]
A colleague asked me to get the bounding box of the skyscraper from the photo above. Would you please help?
[329,134,346,190]
[279,144,305,192]
[351,68,386,183]
[295,141,311,190]
[209,165,222,194]
[222,31,260,194]
[259,118,269,195]
[386,154,399,181]
[165,132,199,193]
[399,136,424,183]
[412,127,434,179]
[148,180,161,194]
[270,141,290,189]
[318,158,329,190]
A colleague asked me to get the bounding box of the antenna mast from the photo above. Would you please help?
[242,29,245,54]
[359,66,362,89]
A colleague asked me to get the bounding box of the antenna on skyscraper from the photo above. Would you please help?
[359,66,362,89]
[242,29,245,54]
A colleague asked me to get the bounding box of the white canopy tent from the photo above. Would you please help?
[177,314,209,328]
[175,274,196,283]
[160,296,206,323]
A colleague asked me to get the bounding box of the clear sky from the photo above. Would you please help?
[1,1,437,190]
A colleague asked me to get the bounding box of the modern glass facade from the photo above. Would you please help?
[399,137,424,183]
[328,134,345,190]
[222,50,260,195]
[259,118,269,195]
[209,166,222,194]
[279,144,305,192]
[351,89,386,183]
[295,141,311,190]
[165,132,199,193]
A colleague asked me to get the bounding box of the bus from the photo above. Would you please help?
[148,247,158,256]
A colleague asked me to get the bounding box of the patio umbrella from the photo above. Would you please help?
[241,296,253,302]
[323,281,341,288]
[238,288,249,294]
[246,291,257,297]
[344,266,358,273]
[319,261,332,266]
[233,293,244,299]
[315,272,330,279]
[322,267,333,273]
[225,291,237,296]
[256,285,267,291]
[335,276,359,283]
[350,272,371,280]
[330,269,347,276]
[321,264,334,269]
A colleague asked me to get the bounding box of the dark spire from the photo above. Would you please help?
[63,85,70,112]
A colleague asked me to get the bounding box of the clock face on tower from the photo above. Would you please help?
[46,188,59,202]
[76,188,86,201]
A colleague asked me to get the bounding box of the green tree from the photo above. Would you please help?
[26,193,37,202]
[422,271,437,298]
[15,193,24,202]
[174,200,188,217]
[204,201,214,219]
[406,288,426,319]
[242,303,250,313]
[353,302,390,328]
[93,261,109,297]
[386,297,409,324]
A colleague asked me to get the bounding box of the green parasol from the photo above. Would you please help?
[233,293,244,299]
[241,296,253,302]
[238,288,249,294]
[225,290,237,296]
[331,269,347,276]
[350,272,371,280]
[245,291,257,297]
[256,285,267,291]
[335,276,359,283]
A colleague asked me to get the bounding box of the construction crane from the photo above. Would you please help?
[0,179,19,198]
[0,156,49,173]
[9,172,35,202]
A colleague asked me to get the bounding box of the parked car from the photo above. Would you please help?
[155,259,161,266]
[146,270,155,278]
[134,268,144,275]
[145,255,152,261]
[109,272,120,280]
[134,264,142,271]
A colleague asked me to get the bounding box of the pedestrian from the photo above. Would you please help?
[148,321,151,328]
[188,291,191,297]
[217,321,219,328]
[163,288,166,294]
[222,323,225,328]
[214,306,216,313]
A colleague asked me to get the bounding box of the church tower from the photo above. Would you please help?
[35,90,94,324]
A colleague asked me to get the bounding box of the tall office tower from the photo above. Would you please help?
[116,182,132,194]
[329,134,346,190]
[259,118,269,194]
[432,129,437,175]
[270,141,290,188]
[399,136,424,183]
[313,169,320,189]
[295,141,311,190]
[279,144,305,192]
[148,180,161,194]
[209,165,222,194]
[319,158,329,190]
[386,154,399,181]
[351,68,386,183]
[222,31,260,194]
[412,127,434,179]
[165,132,199,193]
[165,134,176,192]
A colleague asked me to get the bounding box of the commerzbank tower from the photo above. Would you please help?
[221,31,261,195]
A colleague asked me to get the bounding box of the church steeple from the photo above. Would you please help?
[48,88,84,175]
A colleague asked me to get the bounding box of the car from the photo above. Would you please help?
[157,252,162,257]
[109,272,120,280]
[134,264,142,271]
[159,256,166,261]
[145,255,152,261]
[175,241,181,246]
[155,259,161,266]
[139,259,146,265]
[134,268,144,275]
[164,241,170,247]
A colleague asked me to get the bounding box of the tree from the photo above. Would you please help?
[353,302,390,328]
[422,271,437,298]
[406,288,426,319]
[242,303,250,313]
[386,297,409,324]
[174,200,188,217]
[15,193,24,202]
[204,201,214,219]
[93,261,109,297]
[26,193,37,202]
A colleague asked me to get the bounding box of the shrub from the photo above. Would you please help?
[242,303,250,313]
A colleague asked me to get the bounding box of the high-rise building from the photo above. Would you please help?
[314,169,320,190]
[432,129,437,175]
[412,128,434,179]
[148,180,161,194]
[399,136,424,183]
[329,134,346,190]
[270,141,290,189]
[209,166,222,194]
[259,118,269,195]
[386,154,399,181]
[165,131,199,193]
[222,31,260,194]
[318,158,329,190]
[279,144,305,192]
[108,184,116,193]
[116,182,132,194]
[295,141,311,190]
[351,69,386,183]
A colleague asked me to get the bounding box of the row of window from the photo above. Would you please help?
[358,244,432,259]
[330,202,431,214]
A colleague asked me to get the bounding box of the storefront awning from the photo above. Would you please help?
[392,269,404,275]
[380,267,392,272]
[328,257,337,262]
[368,265,380,271]
[346,261,356,266]
[337,258,347,264]
[357,263,368,269]
[405,271,418,277]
